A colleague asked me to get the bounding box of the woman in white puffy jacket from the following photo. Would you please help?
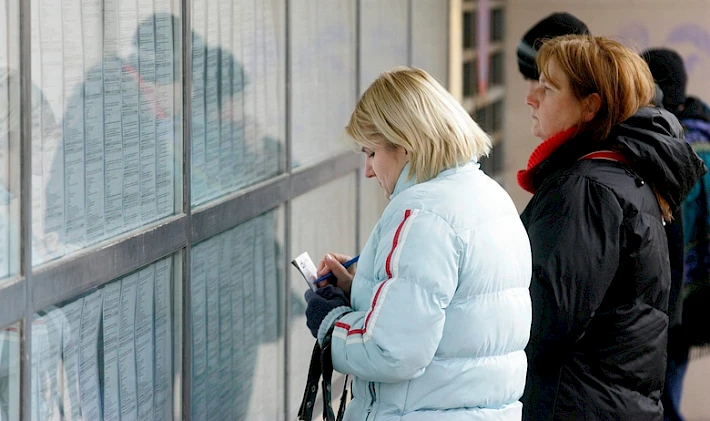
[304,66,532,421]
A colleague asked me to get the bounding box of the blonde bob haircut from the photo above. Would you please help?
[537,35,655,141]
[345,66,491,184]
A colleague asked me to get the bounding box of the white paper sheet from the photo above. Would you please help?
[60,299,83,421]
[39,0,65,262]
[62,0,86,250]
[118,274,138,421]
[153,257,172,421]
[78,290,103,420]
[153,6,175,220]
[82,0,106,244]
[102,280,122,421]
[190,0,207,206]
[38,309,63,421]
[240,1,257,186]
[138,2,157,226]
[120,0,141,232]
[203,0,221,204]
[218,0,234,194]
[205,238,221,417]
[218,235,234,421]
[136,266,155,420]
[103,0,124,237]
[191,245,207,421]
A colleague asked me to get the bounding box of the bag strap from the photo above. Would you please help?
[297,339,350,421]
[297,342,323,421]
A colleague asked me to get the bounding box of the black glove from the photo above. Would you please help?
[304,285,350,338]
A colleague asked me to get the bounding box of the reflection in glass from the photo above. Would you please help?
[0,0,20,282]
[288,175,356,417]
[191,210,283,420]
[31,1,182,266]
[0,323,20,421]
[191,0,283,206]
[31,256,175,421]
[290,0,356,167]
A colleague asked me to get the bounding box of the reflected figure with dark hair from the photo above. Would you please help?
[44,12,289,421]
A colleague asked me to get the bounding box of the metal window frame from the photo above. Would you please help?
[2,0,447,420]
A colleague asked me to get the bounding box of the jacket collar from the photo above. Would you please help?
[389,160,480,200]
[517,126,578,193]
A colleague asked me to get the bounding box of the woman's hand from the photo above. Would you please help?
[316,253,356,294]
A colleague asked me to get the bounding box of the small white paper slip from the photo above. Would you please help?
[291,252,319,291]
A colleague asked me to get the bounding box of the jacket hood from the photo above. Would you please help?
[612,107,707,211]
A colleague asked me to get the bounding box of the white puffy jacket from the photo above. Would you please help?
[317,161,532,420]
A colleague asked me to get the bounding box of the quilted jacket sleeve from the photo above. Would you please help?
[329,208,461,383]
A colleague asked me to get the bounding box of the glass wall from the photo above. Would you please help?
[0,323,19,421]
[30,256,178,421]
[1,1,450,420]
[30,0,182,265]
[0,0,20,283]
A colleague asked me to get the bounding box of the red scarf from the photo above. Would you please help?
[517,127,578,193]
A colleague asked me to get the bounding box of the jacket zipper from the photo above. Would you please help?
[365,382,377,420]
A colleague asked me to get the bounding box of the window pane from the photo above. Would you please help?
[290,0,356,168]
[359,0,408,91]
[0,0,20,282]
[288,174,356,417]
[191,209,284,420]
[491,8,504,42]
[0,323,20,421]
[491,51,504,85]
[492,100,504,132]
[463,11,475,49]
[474,106,490,133]
[463,60,477,98]
[31,0,183,266]
[31,255,177,421]
[191,0,285,206]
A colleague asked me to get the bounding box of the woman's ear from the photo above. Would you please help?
[582,93,602,123]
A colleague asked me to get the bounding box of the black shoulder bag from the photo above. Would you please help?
[297,337,349,421]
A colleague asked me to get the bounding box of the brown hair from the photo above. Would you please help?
[538,35,671,221]
[537,35,655,141]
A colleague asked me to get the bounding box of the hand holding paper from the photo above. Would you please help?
[316,253,356,294]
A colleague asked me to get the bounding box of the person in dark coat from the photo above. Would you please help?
[643,47,710,421]
[519,35,706,421]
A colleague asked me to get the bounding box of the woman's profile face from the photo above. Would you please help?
[361,142,409,197]
[526,58,585,140]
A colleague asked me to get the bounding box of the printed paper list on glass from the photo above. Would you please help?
[31,256,175,421]
[31,0,180,266]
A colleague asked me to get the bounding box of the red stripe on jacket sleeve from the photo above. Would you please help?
[347,209,412,337]
[385,209,412,278]
[334,321,351,330]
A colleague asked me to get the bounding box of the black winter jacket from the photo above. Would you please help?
[520,107,706,421]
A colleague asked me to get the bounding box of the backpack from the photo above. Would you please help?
[680,118,710,346]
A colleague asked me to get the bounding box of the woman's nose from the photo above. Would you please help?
[526,90,538,108]
[364,162,375,178]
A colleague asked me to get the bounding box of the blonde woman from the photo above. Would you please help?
[304,67,533,420]
[518,35,705,420]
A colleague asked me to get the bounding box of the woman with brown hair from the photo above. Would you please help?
[519,35,705,420]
